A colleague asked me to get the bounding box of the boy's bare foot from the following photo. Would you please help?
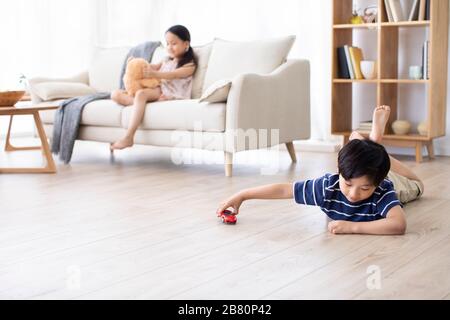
[349,131,365,141]
[110,137,134,150]
[370,105,391,143]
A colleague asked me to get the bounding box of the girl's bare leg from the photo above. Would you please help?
[111,89,134,106]
[111,87,162,150]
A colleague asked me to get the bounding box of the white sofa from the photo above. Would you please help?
[29,38,310,176]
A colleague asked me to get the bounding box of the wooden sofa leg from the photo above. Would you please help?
[224,152,233,177]
[285,142,297,163]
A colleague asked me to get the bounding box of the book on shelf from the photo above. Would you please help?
[408,0,420,21]
[419,0,427,21]
[358,120,373,127]
[336,46,366,80]
[423,40,430,79]
[337,47,350,79]
[357,120,373,133]
[349,47,364,80]
[388,0,405,22]
[427,41,431,78]
[344,45,355,79]
[384,0,394,22]
[388,0,428,22]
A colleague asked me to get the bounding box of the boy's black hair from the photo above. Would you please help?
[338,139,391,186]
[166,25,197,68]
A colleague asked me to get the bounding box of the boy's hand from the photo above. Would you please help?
[328,220,356,234]
[216,193,244,216]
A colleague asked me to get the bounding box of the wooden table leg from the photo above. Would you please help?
[4,115,41,151]
[426,141,435,159]
[0,112,56,174]
[415,142,423,163]
[32,111,56,173]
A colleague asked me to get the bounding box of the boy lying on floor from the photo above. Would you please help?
[217,106,424,235]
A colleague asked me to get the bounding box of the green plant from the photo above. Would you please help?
[18,73,28,90]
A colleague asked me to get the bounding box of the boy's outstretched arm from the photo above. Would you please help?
[216,184,293,215]
[329,205,407,235]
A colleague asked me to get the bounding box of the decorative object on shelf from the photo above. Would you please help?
[0,90,25,107]
[350,4,364,24]
[360,60,377,79]
[409,65,423,80]
[392,120,412,135]
[417,121,428,136]
[350,13,364,24]
[363,6,378,23]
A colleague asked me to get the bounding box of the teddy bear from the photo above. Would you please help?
[123,57,160,97]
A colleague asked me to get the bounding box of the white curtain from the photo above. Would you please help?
[0,0,332,142]
[0,0,94,83]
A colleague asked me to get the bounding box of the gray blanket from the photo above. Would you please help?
[119,41,162,90]
[51,93,110,163]
[51,41,161,164]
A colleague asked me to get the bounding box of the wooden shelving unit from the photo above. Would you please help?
[332,0,449,162]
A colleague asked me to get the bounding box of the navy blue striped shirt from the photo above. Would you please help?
[293,173,402,222]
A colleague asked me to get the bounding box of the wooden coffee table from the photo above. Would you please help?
[0,103,59,173]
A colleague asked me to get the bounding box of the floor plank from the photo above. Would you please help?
[0,138,449,299]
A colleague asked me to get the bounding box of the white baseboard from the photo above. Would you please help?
[293,139,450,157]
[435,137,450,156]
[4,134,448,157]
[434,145,450,157]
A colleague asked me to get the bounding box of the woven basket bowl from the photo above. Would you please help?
[0,90,25,107]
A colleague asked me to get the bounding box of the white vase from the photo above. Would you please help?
[360,60,377,80]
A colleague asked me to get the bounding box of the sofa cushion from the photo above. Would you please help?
[88,46,130,92]
[199,79,232,103]
[40,99,124,127]
[203,36,295,91]
[121,99,226,132]
[32,82,97,100]
[191,43,213,99]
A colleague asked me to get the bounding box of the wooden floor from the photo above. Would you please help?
[0,138,449,300]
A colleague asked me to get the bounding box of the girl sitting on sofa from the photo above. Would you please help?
[110,25,197,150]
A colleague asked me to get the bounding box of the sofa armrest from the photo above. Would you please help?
[28,71,90,104]
[225,59,310,152]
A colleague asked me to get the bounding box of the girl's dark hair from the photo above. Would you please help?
[166,25,197,69]
[338,139,391,187]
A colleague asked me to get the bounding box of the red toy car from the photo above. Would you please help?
[217,209,237,224]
